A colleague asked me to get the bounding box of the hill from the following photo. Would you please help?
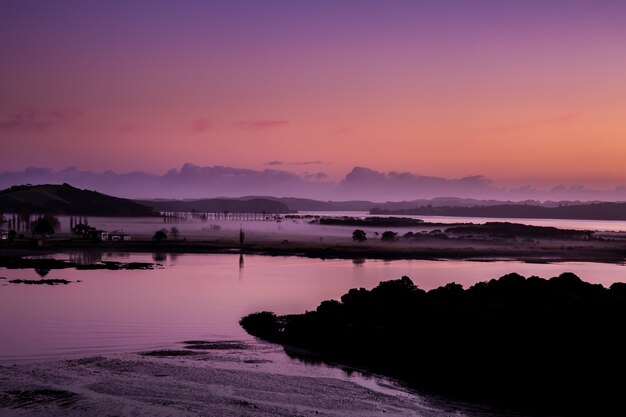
[137,198,292,213]
[0,184,157,216]
[246,197,376,211]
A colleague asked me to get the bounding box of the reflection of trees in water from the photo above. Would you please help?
[238,254,244,281]
[169,253,178,263]
[352,258,365,266]
[152,252,167,262]
[69,251,103,265]
[35,267,50,278]
[104,252,130,260]
[283,347,359,378]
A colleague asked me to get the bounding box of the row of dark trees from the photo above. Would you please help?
[352,229,399,242]
[152,227,180,241]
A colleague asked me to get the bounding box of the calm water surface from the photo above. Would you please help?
[1,253,625,361]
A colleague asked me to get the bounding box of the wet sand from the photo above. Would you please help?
[0,341,509,417]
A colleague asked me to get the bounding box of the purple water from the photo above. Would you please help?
[1,253,624,361]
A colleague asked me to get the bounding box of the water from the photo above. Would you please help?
[300,211,626,232]
[1,253,625,361]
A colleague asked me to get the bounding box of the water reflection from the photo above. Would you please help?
[152,252,167,263]
[239,253,245,281]
[69,251,103,265]
[352,258,365,266]
[35,267,50,277]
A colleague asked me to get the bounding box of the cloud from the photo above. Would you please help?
[50,109,84,122]
[303,172,328,180]
[340,167,497,200]
[190,118,213,133]
[0,107,84,132]
[2,164,626,202]
[0,108,54,131]
[237,120,289,129]
[266,160,325,166]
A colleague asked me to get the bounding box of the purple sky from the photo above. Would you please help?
[2,1,626,198]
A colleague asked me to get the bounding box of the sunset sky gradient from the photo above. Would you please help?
[2,0,626,190]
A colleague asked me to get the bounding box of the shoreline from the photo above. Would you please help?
[2,236,626,264]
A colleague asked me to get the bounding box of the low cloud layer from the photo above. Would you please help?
[1,164,626,202]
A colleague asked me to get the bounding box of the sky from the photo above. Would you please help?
[2,0,626,199]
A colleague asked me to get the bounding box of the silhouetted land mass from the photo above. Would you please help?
[243,196,377,211]
[444,222,592,239]
[138,196,599,213]
[136,198,293,213]
[8,278,72,285]
[0,256,154,271]
[241,274,626,416]
[371,202,626,221]
[315,217,593,239]
[0,184,157,216]
[246,196,598,212]
[249,196,600,212]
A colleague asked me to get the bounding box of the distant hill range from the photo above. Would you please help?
[137,198,293,213]
[5,183,623,221]
[244,196,602,212]
[371,203,626,221]
[135,195,626,221]
[0,184,157,217]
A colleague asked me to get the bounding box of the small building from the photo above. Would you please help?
[108,230,131,241]
[0,230,8,240]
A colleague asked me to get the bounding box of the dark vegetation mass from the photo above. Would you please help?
[371,202,626,221]
[137,197,292,213]
[444,222,592,239]
[241,273,626,416]
[0,183,157,216]
[8,278,72,285]
[0,256,154,271]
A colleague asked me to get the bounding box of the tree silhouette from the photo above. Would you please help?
[35,267,51,278]
[153,230,168,241]
[31,215,60,243]
[352,229,367,241]
[169,226,180,240]
[381,231,398,241]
